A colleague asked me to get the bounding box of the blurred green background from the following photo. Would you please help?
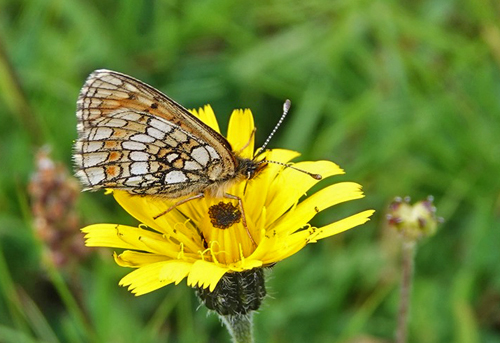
[1,0,500,342]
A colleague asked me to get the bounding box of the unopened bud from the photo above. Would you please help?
[387,196,441,241]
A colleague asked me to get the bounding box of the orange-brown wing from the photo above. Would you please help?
[74,69,238,197]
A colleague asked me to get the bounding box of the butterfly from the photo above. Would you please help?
[74,70,320,240]
[74,69,270,198]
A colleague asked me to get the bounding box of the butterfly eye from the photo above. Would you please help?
[244,160,267,180]
[245,165,256,179]
[237,158,261,180]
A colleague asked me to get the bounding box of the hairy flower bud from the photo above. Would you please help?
[387,196,441,241]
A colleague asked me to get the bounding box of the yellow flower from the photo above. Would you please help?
[82,105,374,296]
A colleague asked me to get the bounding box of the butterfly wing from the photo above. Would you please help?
[74,69,238,197]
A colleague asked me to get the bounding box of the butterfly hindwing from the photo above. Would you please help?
[74,69,238,197]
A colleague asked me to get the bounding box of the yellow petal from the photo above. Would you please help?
[191,105,221,133]
[112,190,179,232]
[265,160,344,225]
[254,210,375,263]
[114,251,170,267]
[119,261,173,296]
[264,238,307,263]
[134,234,185,257]
[234,259,263,270]
[159,261,193,285]
[112,191,202,253]
[187,260,229,291]
[82,224,167,251]
[201,214,253,264]
[119,260,194,296]
[310,210,375,242]
[249,235,285,263]
[267,210,375,261]
[271,182,366,235]
[227,109,255,159]
[81,224,134,249]
[243,149,300,221]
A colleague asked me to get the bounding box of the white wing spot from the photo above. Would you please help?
[150,118,173,133]
[131,134,156,143]
[123,83,141,93]
[83,141,104,153]
[101,75,123,86]
[166,153,179,162]
[124,176,142,186]
[165,171,188,184]
[114,112,142,122]
[130,151,149,161]
[90,127,113,140]
[184,161,202,170]
[147,127,166,140]
[206,146,220,160]
[122,141,147,150]
[191,146,210,166]
[130,162,149,175]
[102,118,127,127]
[86,167,106,185]
[83,152,109,167]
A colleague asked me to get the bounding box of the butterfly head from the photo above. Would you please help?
[236,157,268,180]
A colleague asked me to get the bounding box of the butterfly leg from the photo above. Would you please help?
[153,193,205,220]
[224,193,257,246]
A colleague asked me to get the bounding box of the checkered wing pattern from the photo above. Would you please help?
[74,69,238,197]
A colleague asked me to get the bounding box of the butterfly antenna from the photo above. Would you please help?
[261,160,322,180]
[255,99,291,156]
[254,99,322,180]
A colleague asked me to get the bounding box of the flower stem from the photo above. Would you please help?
[220,313,254,343]
[396,240,416,343]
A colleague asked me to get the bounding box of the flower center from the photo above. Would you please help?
[208,202,241,229]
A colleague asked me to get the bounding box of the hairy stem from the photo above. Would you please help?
[220,313,254,343]
[396,240,416,343]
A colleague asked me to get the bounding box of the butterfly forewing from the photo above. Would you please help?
[74,69,239,197]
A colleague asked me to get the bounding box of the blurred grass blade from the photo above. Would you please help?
[18,289,60,343]
[0,244,30,333]
[44,262,97,343]
[0,34,42,146]
[0,324,50,343]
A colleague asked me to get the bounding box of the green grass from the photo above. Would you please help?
[1,0,500,342]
